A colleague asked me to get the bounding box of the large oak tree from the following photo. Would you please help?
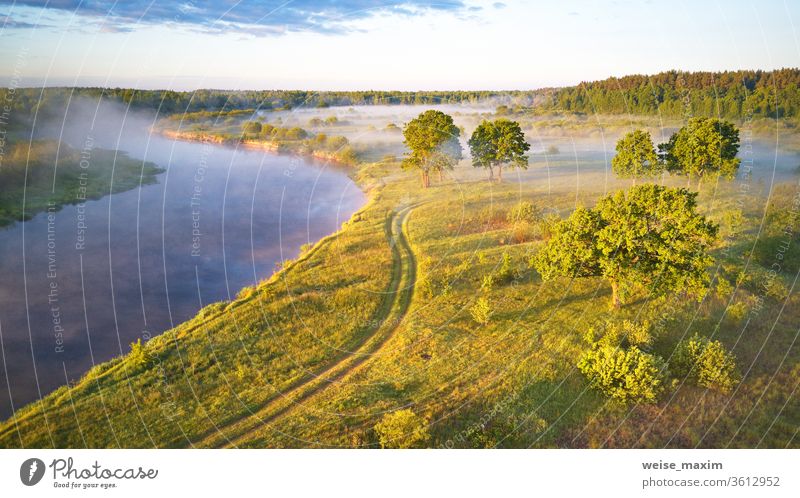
[533,184,717,308]
[402,110,462,188]
[468,119,530,182]
[611,130,660,183]
[659,117,740,187]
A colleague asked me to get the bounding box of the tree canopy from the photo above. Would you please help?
[468,119,530,181]
[533,184,718,308]
[611,130,660,181]
[659,117,741,184]
[402,110,462,187]
[242,120,262,135]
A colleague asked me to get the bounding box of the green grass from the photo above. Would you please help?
[0,140,164,227]
[1,126,799,448]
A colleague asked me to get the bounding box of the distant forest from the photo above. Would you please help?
[535,68,800,120]
[2,68,798,120]
[0,87,506,117]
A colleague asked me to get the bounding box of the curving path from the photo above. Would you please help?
[191,204,418,448]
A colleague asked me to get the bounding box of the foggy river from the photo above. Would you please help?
[0,103,365,418]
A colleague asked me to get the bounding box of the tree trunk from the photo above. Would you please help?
[488,165,494,182]
[421,170,430,188]
[497,164,503,182]
[438,169,443,183]
[610,280,621,309]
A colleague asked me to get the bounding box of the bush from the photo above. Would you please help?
[285,127,308,140]
[578,344,666,403]
[374,409,430,448]
[510,221,533,244]
[726,301,749,322]
[493,252,516,284]
[714,277,734,299]
[241,121,262,135]
[585,319,653,348]
[470,297,493,325]
[128,339,150,368]
[671,335,740,392]
[506,201,542,224]
[335,146,358,165]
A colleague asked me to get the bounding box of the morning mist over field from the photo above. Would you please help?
[0,5,799,495]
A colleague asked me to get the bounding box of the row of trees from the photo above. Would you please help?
[401,110,741,192]
[537,68,800,120]
[0,87,513,119]
[4,69,796,123]
[401,110,530,186]
[612,117,741,188]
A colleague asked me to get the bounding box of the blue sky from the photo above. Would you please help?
[1,0,799,90]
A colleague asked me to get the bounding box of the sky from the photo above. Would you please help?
[0,0,799,90]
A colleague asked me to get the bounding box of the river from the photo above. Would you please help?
[0,102,365,418]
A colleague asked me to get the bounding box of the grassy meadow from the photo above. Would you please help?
[0,139,164,228]
[1,107,799,448]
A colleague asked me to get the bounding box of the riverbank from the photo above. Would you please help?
[158,128,358,168]
[0,139,164,228]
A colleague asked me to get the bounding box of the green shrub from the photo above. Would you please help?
[764,274,790,301]
[335,145,358,165]
[509,221,533,243]
[128,339,150,368]
[578,344,666,403]
[481,274,495,292]
[470,297,493,325]
[714,277,734,299]
[585,319,653,348]
[726,301,749,322]
[671,335,740,392]
[507,201,542,224]
[493,252,516,284]
[241,120,262,135]
[374,409,430,448]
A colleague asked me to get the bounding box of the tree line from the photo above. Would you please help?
[535,68,800,120]
[400,110,530,187]
[0,87,511,118]
[3,68,797,121]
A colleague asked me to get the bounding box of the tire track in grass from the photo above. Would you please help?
[192,204,418,448]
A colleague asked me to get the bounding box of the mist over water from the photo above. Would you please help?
[0,101,365,418]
